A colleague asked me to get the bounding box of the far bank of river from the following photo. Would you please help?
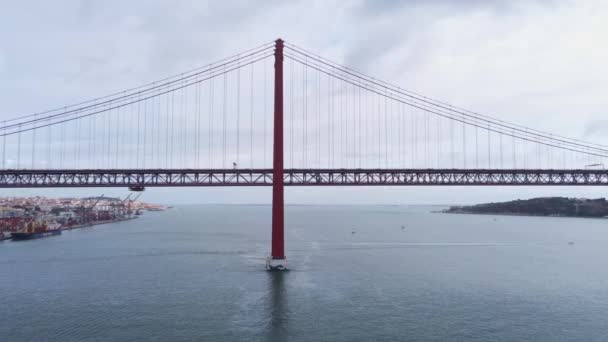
[443,197,608,219]
[440,209,608,220]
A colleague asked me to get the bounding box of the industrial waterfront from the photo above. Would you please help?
[0,195,168,241]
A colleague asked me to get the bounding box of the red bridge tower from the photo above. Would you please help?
[267,39,287,271]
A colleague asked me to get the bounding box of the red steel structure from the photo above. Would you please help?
[1,169,608,187]
[270,39,286,269]
[2,39,608,270]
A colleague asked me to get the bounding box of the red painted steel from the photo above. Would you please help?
[1,169,608,187]
[271,39,285,260]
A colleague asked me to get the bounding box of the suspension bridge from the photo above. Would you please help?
[1,39,607,269]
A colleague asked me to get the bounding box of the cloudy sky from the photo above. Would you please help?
[0,0,607,205]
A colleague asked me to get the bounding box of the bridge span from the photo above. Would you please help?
[3,39,608,270]
[1,168,607,188]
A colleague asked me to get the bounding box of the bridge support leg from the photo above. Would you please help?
[268,38,287,271]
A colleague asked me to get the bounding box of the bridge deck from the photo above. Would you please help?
[0,169,606,187]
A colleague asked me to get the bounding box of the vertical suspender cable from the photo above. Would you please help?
[397,95,402,168]
[61,115,66,168]
[512,131,516,168]
[304,59,308,168]
[2,121,6,169]
[365,86,369,168]
[159,94,169,169]
[436,114,441,168]
[209,76,214,168]
[436,115,440,168]
[314,68,319,167]
[264,58,267,167]
[410,104,414,167]
[345,76,350,168]
[171,90,175,167]
[475,124,479,168]
[422,108,426,167]
[414,104,418,168]
[547,135,551,168]
[179,81,184,167]
[327,72,331,167]
[157,89,162,168]
[77,113,81,167]
[318,69,322,168]
[88,111,92,168]
[100,106,104,168]
[175,80,186,167]
[153,89,162,168]
[378,93,382,168]
[313,59,317,167]
[48,121,52,169]
[116,94,122,168]
[562,142,566,169]
[222,66,227,168]
[107,103,111,168]
[17,124,21,169]
[250,62,254,168]
[150,89,155,168]
[462,111,466,168]
[197,77,202,168]
[523,129,527,169]
[136,94,141,168]
[331,72,335,168]
[342,72,346,167]
[426,110,430,167]
[182,79,187,167]
[351,81,355,168]
[303,61,307,168]
[151,87,157,168]
[499,132,504,168]
[450,113,454,168]
[236,57,241,167]
[192,82,197,168]
[344,79,348,168]
[487,124,491,168]
[165,90,170,168]
[325,74,331,167]
[32,113,36,168]
[289,59,294,168]
[384,87,388,168]
[358,84,361,169]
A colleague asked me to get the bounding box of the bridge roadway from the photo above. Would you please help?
[0,169,607,188]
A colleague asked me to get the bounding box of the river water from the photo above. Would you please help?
[1,205,608,341]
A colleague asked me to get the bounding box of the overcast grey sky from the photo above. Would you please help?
[0,0,607,205]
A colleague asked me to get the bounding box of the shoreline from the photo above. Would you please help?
[439,211,608,220]
[1,216,139,242]
[62,216,137,231]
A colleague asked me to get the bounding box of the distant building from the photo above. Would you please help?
[0,207,25,218]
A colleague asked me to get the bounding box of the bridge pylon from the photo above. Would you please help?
[267,38,287,271]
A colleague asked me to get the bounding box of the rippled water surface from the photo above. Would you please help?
[2,205,608,341]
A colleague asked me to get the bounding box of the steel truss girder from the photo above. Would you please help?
[0,169,606,188]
